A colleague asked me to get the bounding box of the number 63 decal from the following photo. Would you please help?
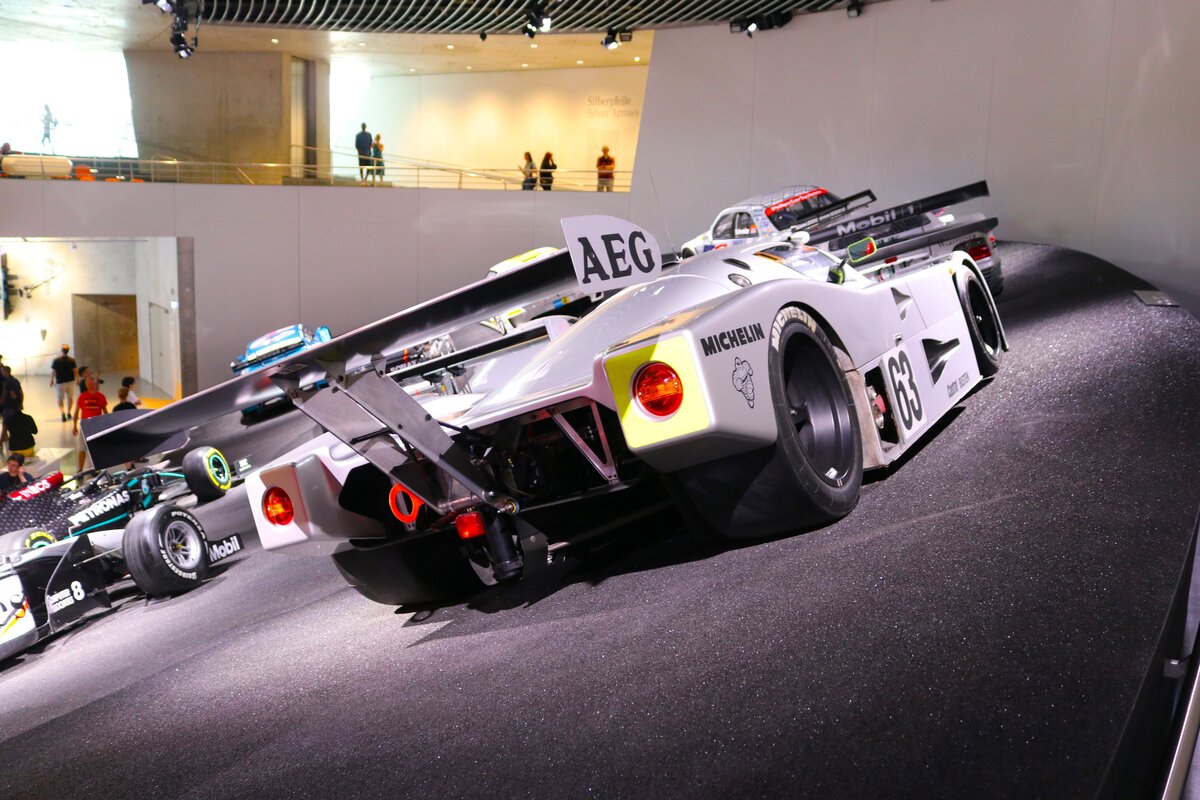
[886,348,924,433]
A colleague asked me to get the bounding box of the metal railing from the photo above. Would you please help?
[0,146,633,192]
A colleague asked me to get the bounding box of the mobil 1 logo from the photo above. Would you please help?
[886,344,924,434]
[561,215,664,293]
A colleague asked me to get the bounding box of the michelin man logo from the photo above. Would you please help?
[732,357,755,408]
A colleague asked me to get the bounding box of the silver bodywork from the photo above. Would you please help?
[238,237,1002,555]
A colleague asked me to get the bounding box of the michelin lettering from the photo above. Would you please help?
[701,323,765,357]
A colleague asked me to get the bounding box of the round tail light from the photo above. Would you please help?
[634,362,684,417]
[262,487,294,526]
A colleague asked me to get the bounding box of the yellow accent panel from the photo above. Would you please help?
[604,336,711,451]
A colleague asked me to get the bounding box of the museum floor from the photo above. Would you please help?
[2,243,1198,798]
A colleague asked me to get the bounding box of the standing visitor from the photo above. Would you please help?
[113,387,137,412]
[596,145,615,192]
[355,123,373,184]
[371,133,385,185]
[74,374,107,472]
[521,152,536,190]
[5,405,36,459]
[0,366,23,450]
[41,105,57,152]
[539,152,557,190]
[121,376,142,406]
[50,344,77,421]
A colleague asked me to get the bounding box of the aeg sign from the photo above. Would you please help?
[561,215,663,293]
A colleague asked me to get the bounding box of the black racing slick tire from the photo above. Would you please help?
[123,505,210,597]
[956,268,1002,377]
[673,306,863,539]
[183,445,232,503]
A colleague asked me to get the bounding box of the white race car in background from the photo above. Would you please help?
[681,181,1004,295]
[88,214,1006,608]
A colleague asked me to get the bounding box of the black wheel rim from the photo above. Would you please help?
[781,330,855,485]
[966,279,1000,357]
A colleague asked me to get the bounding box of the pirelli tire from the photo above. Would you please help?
[673,306,863,539]
[183,445,232,503]
[955,267,1002,377]
[122,505,210,597]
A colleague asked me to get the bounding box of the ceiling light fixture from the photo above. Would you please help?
[730,11,792,36]
[270,37,279,43]
[446,44,454,49]
[634,56,641,62]
[530,42,538,48]
[524,1,553,36]
[576,59,584,65]
[144,0,200,59]
[479,31,487,41]
[847,1,864,17]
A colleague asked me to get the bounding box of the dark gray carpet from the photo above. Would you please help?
[2,243,1198,799]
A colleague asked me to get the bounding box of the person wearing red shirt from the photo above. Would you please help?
[73,374,107,471]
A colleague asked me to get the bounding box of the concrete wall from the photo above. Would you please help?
[0,181,632,389]
[630,0,1200,316]
[0,238,177,384]
[125,51,292,164]
[332,66,647,179]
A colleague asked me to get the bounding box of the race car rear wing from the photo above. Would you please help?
[784,189,877,233]
[851,216,999,268]
[86,249,582,469]
[805,180,991,249]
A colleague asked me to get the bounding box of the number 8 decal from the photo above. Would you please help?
[886,349,924,433]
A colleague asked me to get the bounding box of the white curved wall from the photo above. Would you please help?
[630,0,1200,314]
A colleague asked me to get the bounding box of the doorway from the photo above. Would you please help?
[71,294,139,380]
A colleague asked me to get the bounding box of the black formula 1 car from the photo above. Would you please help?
[0,446,246,662]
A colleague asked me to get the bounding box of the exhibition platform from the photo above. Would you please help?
[1,243,1197,798]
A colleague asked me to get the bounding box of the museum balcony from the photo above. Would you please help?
[0,147,633,191]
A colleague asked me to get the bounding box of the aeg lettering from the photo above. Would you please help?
[575,231,656,285]
[67,491,130,527]
[700,323,765,357]
[561,215,664,293]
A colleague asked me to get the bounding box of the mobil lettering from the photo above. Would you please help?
[561,215,664,293]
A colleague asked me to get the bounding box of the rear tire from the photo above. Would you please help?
[332,533,480,606]
[183,446,232,503]
[956,268,1002,376]
[673,306,863,538]
[123,505,209,597]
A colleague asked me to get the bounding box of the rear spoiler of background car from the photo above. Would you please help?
[86,249,584,469]
[784,189,877,233]
[849,216,999,267]
[805,181,991,247]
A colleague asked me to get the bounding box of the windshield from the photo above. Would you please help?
[765,189,841,230]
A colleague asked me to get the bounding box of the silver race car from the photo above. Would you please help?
[681,181,1004,295]
[87,215,1005,606]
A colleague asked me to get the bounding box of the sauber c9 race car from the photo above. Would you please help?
[680,181,1004,295]
[87,213,1006,608]
[0,448,244,662]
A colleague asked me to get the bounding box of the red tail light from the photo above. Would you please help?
[633,362,684,417]
[455,511,486,539]
[262,487,294,526]
[967,244,992,262]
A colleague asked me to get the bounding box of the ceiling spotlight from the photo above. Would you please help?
[576,59,584,65]
[446,44,454,49]
[602,28,619,49]
[634,56,641,62]
[541,16,552,32]
[524,24,537,38]
[524,1,552,35]
[847,1,864,17]
[270,37,279,44]
[530,42,538,48]
[479,31,487,41]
